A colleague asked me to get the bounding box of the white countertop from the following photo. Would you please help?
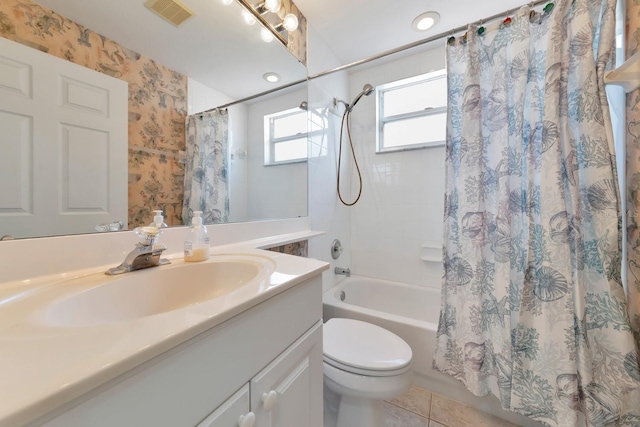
[0,234,328,427]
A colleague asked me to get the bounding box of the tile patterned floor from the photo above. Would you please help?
[384,386,521,427]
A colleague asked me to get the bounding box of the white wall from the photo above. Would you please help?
[246,88,307,221]
[347,45,447,288]
[187,78,249,222]
[306,25,352,292]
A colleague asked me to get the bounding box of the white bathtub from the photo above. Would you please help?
[322,275,543,427]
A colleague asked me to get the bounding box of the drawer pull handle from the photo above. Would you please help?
[261,390,278,412]
[237,412,255,427]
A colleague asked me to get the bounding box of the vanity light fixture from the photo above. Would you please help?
[254,0,282,14]
[282,13,299,31]
[271,13,298,32]
[261,27,275,42]
[412,11,440,31]
[237,0,299,46]
[263,72,280,83]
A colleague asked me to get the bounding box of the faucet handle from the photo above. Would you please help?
[134,226,160,246]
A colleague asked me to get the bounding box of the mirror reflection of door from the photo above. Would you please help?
[0,0,308,240]
[0,37,128,239]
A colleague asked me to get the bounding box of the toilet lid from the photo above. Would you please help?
[323,318,412,373]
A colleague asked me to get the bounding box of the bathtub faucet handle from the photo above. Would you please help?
[335,267,351,277]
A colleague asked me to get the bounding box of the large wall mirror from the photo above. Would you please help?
[0,0,308,240]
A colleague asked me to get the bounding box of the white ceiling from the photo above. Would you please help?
[294,0,535,66]
[35,0,306,100]
[33,0,534,101]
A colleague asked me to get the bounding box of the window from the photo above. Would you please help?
[264,107,308,165]
[376,69,447,153]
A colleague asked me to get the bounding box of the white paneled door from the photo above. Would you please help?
[0,37,128,239]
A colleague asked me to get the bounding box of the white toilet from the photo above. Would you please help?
[323,318,413,427]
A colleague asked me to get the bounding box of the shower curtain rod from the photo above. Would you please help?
[308,0,551,80]
[203,0,550,112]
[199,78,307,113]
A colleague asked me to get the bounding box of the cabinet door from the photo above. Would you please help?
[251,322,322,427]
[197,384,254,427]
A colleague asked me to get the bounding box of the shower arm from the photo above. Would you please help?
[333,97,350,111]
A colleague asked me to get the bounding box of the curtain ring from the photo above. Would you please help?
[447,29,456,46]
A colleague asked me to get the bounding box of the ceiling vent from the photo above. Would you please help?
[144,0,195,27]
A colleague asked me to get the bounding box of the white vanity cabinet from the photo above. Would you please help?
[197,322,322,427]
[251,322,323,427]
[196,384,251,427]
[32,276,323,427]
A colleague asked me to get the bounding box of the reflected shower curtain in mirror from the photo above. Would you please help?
[433,1,640,426]
[182,110,229,224]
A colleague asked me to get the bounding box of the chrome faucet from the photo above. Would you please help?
[106,226,170,275]
[334,267,351,277]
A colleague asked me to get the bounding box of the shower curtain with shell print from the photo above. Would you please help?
[182,110,229,224]
[433,1,640,426]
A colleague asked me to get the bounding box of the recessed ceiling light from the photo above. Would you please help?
[263,72,280,83]
[412,11,440,32]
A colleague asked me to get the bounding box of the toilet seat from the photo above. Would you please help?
[323,318,412,377]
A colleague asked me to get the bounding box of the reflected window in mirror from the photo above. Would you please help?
[264,108,309,165]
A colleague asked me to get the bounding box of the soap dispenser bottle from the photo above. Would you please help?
[149,210,168,230]
[184,211,210,262]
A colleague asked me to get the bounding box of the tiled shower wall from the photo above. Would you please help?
[348,44,447,288]
[306,24,353,293]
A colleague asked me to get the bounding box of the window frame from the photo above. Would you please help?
[375,69,447,154]
[264,107,309,166]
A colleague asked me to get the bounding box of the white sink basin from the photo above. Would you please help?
[40,255,275,326]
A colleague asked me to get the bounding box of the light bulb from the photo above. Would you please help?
[416,17,435,30]
[242,9,256,25]
[261,27,274,43]
[264,0,281,13]
[221,0,233,4]
[282,13,298,32]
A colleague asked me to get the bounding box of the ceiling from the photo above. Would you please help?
[35,0,306,100]
[294,0,535,66]
[33,0,535,101]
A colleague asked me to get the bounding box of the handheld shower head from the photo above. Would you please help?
[348,83,374,111]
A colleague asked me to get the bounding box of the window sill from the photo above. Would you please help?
[376,141,445,154]
[263,159,308,167]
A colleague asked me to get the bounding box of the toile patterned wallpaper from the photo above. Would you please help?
[0,0,187,229]
[266,240,308,257]
[625,0,640,345]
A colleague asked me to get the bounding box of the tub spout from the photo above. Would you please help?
[335,267,351,277]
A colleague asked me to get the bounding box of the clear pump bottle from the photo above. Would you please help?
[149,210,168,230]
[184,211,210,262]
